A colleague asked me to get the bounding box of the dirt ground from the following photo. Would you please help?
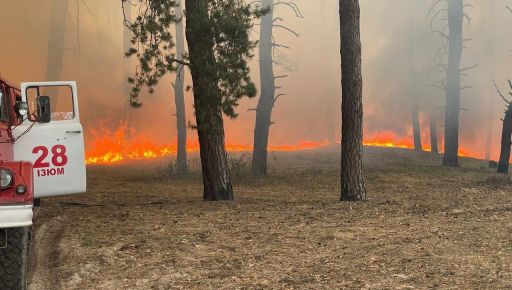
[27,146,512,289]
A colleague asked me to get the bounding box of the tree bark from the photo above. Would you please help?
[442,0,464,167]
[174,1,188,174]
[339,0,367,201]
[429,108,439,154]
[497,106,512,173]
[185,0,233,201]
[252,0,275,176]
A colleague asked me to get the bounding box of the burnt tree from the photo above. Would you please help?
[442,0,476,166]
[429,0,475,164]
[443,0,464,167]
[251,0,302,175]
[173,1,188,174]
[495,81,512,174]
[339,0,367,201]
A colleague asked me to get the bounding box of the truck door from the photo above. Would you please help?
[13,81,86,198]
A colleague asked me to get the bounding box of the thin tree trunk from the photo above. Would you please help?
[174,1,188,174]
[409,6,422,151]
[123,4,132,99]
[485,2,496,161]
[497,106,512,174]
[412,96,422,150]
[339,0,367,201]
[252,0,275,175]
[429,108,439,154]
[443,0,464,167]
[122,3,132,153]
[185,0,233,201]
[485,81,495,161]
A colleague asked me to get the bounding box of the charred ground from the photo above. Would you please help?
[28,146,512,289]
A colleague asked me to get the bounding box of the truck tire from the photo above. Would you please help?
[0,227,31,290]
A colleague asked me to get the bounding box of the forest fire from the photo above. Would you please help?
[84,125,333,165]
[85,126,492,165]
[363,131,419,149]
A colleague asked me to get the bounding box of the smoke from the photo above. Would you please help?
[0,0,511,160]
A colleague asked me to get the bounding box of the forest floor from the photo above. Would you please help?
[27,146,512,289]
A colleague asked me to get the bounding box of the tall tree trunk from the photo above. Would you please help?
[497,106,512,174]
[46,0,68,82]
[485,2,496,161]
[429,108,439,154]
[185,0,233,201]
[122,2,132,151]
[252,0,275,175]
[174,1,188,174]
[442,0,464,167]
[409,6,422,151]
[339,0,367,201]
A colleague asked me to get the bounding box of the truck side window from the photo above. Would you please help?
[26,86,75,121]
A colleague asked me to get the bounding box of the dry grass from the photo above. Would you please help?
[28,146,512,289]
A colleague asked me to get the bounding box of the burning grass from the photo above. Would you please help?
[84,124,332,165]
[84,126,497,166]
[28,147,512,289]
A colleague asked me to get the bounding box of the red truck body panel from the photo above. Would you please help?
[0,78,34,205]
[0,161,33,205]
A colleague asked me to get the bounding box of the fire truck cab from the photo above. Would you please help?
[0,78,86,289]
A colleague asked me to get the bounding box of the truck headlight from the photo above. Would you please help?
[0,169,13,189]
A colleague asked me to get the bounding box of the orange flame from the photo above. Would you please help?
[85,125,332,165]
[363,131,420,149]
[363,131,492,160]
[85,126,497,165]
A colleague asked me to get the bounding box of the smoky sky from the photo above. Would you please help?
[0,0,511,158]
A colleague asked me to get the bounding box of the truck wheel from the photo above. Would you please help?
[0,227,32,290]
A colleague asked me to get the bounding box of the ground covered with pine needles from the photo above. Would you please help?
[28,146,512,289]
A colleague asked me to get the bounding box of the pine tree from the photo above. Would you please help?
[123,0,264,200]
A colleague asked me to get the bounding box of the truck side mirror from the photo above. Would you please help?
[37,96,51,123]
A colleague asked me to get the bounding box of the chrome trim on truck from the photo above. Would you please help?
[0,205,33,228]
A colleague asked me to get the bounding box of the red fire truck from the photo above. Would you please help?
[0,79,86,289]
